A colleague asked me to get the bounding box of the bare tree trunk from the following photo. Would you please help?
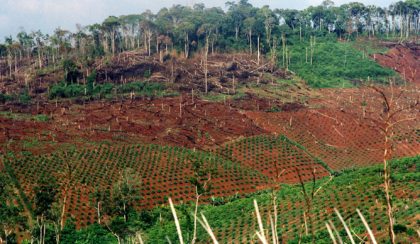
[60,194,67,230]
[148,32,152,56]
[111,31,116,56]
[123,202,127,223]
[204,35,209,93]
[185,34,189,59]
[232,74,235,93]
[257,35,260,65]
[282,34,286,67]
[383,124,396,244]
[249,30,252,54]
[97,201,101,224]
[368,84,419,244]
[144,34,147,53]
[38,49,42,69]
[55,224,61,244]
[310,36,316,66]
[191,191,200,244]
[156,36,159,54]
[8,54,12,77]
[300,24,302,42]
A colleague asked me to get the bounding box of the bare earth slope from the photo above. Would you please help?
[374,43,420,83]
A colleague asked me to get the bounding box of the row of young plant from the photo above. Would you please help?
[1,143,273,231]
[255,110,387,171]
[0,90,31,105]
[2,145,418,243]
[215,134,333,182]
[280,36,398,88]
[6,155,413,244]
[141,156,419,243]
[48,79,169,100]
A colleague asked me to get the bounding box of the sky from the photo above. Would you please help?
[0,0,395,39]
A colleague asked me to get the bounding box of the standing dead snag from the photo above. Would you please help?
[270,166,286,244]
[366,84,419,244]
[113,168,141,223]
[50,151,76,244]
[309,36,316,66]
[59,152,76,230]
[204,35,209,94]
[296,167,333,243]
[189,156,214,244]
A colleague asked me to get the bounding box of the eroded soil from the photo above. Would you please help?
[374,43,420,83]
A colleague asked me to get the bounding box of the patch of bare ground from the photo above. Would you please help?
[374,42,420,83]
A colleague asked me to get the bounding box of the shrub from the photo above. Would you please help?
[393,224,407,234]
[0,93,13,103]
[33,114,49,122]
[18,91,31,104]
[285,39,396,88]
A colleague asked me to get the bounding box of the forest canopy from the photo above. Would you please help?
[0,0,419,61]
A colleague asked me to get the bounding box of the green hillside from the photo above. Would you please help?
[63,156,419,243]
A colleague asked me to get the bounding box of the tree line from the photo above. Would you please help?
[0,0,419,77]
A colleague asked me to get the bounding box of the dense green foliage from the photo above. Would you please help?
[1,0,419,89]
[0,170,27,243]
[0,90,31,105]
[49,81,167,99]
[55,156,420,243]
[286,38,397,87]
[2,151,417,243]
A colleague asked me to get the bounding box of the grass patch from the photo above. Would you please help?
[49,81,171,100]
[200,91,246,102]
[141,156,418,243]
[0,112,50,122]
[33,114,50,122]
[285,39,397,88]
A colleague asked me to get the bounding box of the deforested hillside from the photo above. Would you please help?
[0,0,419,243]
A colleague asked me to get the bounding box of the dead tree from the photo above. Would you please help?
[309,36,316,66]
[296,167,333,244]
[366,84,419,244]
[204,35,209,93]
[189,157,214,244]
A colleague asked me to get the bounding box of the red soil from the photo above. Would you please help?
[374,43,420,83]
[1,86,418,228]
[215,135,330,183]
[8,144,274,228]
[245,87,419,171]
[0,96,266,154]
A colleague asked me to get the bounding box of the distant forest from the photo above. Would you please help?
[0,0,419,69]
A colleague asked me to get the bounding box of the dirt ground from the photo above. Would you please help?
[1,85,418,228]
[374,43,420,84]
[0,96,267,154]
[2,85,418,170]
[0,42,419,232]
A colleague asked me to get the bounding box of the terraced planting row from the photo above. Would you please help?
[215,135,332,183]
[143,156,419,243]
[3,144,273,228]
[245,108,419,171]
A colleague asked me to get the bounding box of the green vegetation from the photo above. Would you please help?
[200,91,246,102]
[0,93,13,103]
[286,38,397,88]
[4,155,412,243]
[0,111,50,122]
[0,90,31,105]
[2,134,418,243]
[33,114,49,122]
[2,0,419,93]
[0,0,419,243]
[216,134,335,176]
[137,156,419,243]
[49,81,170,99]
